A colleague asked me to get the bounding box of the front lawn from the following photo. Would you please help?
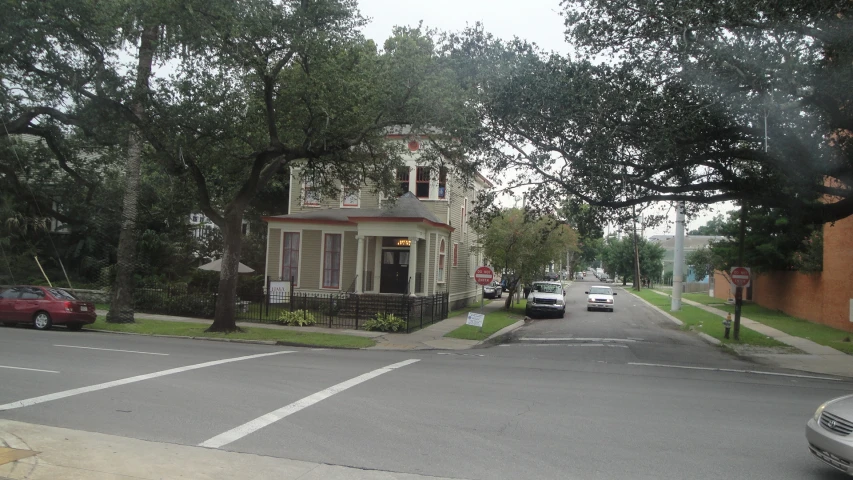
[87,316,376,349]
[631,290,786,347]
[680,293,853,355]
[444,300,527,341]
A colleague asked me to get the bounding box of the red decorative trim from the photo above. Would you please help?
[346,216,454,231]
[262,216,356,226]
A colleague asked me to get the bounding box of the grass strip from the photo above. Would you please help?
[631,290,786,347]
[88,316,375,349]
[682,293,853,354]
[444,301,526,341]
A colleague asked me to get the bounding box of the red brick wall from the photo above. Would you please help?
[713,216,853,332]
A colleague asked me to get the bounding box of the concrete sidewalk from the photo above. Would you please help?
[370,299,512,350]
[0,420,466,480]
[650,291,853,378]
[94,299,519,351]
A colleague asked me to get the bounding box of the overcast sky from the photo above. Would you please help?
[356,0,731,235]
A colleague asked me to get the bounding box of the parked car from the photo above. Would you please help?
[525,281,566,318]
[0,286,96,331]
[483,282,503,299]
[806,394,853,475]
[585,285,616,312]
[543,272,560,281]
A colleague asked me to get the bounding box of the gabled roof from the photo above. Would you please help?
[263,192,452,230]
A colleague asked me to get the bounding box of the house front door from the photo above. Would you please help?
[380,249,410,294]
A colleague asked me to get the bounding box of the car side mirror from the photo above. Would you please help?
[613,292,617,295]
[584,291,589,294]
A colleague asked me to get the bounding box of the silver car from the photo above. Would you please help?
[525,281,566,318]
[806,394,853,475]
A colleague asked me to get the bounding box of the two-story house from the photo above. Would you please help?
[262,136,492,310]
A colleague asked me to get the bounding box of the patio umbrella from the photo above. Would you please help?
[197,258,255,274]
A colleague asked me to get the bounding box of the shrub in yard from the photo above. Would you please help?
[362,312,407,332]
[277,309,317,326]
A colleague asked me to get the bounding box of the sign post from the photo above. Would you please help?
[730,266,751,340]
[474,266,494,332]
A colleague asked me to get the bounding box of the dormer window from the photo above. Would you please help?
[438,167,447,199]
[397,167,410,195]
[416,167,430,198]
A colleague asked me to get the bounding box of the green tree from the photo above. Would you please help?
[5,1,476,332]
[449,1,853,226]
[601,236,665,286]
[688,215,726,236]
[478,208,577,309]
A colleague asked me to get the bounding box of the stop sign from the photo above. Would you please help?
[474,266,495,286]
[730,266,751,287]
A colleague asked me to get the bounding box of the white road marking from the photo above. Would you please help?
[54,344,169,356]
[628,362,843,381]
[199,359,420,449]
[0,365,59,374]
[0,351,293,411]
[500,344,628,348]
[518,337,639,343]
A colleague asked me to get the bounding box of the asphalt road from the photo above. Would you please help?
[1,278,851,480]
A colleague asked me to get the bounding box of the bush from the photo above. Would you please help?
[362,312,407,332]
[278,309,317,326]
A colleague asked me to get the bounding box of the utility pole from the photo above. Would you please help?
[671,201,685,311]
[631,206,641,290]
[733,201,748,340]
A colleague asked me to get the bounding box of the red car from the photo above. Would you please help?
[0,286,96,331]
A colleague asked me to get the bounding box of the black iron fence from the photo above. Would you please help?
[132,282,449,333]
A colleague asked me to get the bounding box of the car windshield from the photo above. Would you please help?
[48,288,77,300]
[589,287,612,295]
[533,283,561,294]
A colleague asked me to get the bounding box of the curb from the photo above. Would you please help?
[626,291,684,326]
[475,319,525,347]
[82,328,370,349]
[698,332,722,346]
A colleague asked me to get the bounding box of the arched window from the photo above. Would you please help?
[438,239,446,282]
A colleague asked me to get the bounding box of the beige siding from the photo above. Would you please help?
[267,228,281,281]
[358,188,381,209]
[365,237,376,291]
[301,230,322,289]
[341,231,357,291]
[428,233,436,295]
[416,238,426,293]
[421,200,449,224]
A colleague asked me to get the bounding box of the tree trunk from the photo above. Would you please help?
[206,214,245,332]
[632,207,641,291]
[107,25,159,324]
[733,201,748,340]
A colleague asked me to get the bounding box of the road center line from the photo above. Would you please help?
[0,365,59,374]
[0,351,293,411]
[199,358,420,449]
[54,345,169,356]
[628,362,843,381]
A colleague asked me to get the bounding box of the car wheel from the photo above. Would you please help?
[609,308,614,313]
[66,323,84,331]
[560,309,566,318]
[33,312,52,330]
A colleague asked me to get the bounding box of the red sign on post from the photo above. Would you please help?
[474,266,495,286]
[730,267,751,288]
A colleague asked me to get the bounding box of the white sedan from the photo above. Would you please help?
[586,285,616,312]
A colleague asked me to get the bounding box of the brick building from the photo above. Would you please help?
[712,214,853,332]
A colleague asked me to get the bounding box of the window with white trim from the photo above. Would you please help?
[452,243,459,267]
[322,234,342,288]
[303,179,320,206]
[342,188,359,207]
[281,232,300,285]
[438,239,446,282]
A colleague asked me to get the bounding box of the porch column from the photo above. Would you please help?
[355,235,365,294]
[407,236,418,296]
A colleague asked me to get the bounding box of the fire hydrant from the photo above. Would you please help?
[723,313,733,339]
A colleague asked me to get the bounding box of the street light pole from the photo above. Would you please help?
[671,201,685,311]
